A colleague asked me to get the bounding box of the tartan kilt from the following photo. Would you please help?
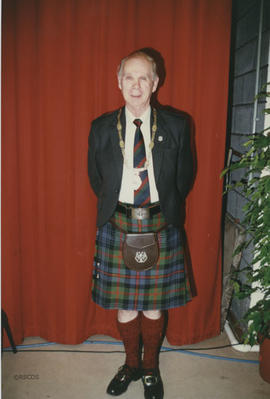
[91,206,192,310]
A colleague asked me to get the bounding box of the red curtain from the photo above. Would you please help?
[2,0,232,346]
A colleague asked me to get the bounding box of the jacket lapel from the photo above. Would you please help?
[110,107,126,184]
[152,108,169,184]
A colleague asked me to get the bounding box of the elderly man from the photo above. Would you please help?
[88,50,193,399]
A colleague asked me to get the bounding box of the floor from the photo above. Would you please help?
[2,332,270,399]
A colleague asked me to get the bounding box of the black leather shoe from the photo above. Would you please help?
[106,364,141,396]
[142,369,164,399]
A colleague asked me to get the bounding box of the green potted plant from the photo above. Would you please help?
[221,83,270,382]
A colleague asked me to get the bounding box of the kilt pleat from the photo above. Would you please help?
[91,207,191,310]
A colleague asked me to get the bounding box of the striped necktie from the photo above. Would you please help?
[133,119,151,207]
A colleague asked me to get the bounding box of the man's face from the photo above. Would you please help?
[118,56,159,116]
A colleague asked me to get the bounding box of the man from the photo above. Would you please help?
[88,50,193,399]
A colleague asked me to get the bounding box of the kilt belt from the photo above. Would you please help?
[116,202,161,221]
[91,202,192,311]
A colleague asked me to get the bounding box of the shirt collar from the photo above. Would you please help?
[125,106,151,126]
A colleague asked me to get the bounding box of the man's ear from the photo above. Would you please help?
[118,78,122,90]
[152,77,159,93]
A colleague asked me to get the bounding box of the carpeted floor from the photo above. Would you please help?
[2,332,270,399]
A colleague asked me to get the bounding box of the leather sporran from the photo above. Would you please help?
[122,233,159,271]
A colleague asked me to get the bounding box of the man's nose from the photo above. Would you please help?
[132,79,140,88]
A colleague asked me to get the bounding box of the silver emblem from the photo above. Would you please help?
[158,136,163,142]
[132,207,149,220]
[135,251,148,263]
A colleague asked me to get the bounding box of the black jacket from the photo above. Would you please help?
[88,107,194,227]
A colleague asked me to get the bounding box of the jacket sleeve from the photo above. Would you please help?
[88,121,102,197]
[177,117,194,200]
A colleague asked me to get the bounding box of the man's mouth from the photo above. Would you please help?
[130,93,142,98]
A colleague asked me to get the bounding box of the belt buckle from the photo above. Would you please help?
[131,207,149,220]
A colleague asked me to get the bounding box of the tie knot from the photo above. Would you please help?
[133,119,142,128]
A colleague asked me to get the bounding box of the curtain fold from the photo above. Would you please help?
[2,0,232,346]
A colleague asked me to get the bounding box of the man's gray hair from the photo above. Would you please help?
[117,51,158,80]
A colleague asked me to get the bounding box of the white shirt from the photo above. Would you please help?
[118,106,159,204]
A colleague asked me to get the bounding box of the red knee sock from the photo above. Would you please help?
[141,313,165,370]
[117,315,141,369]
